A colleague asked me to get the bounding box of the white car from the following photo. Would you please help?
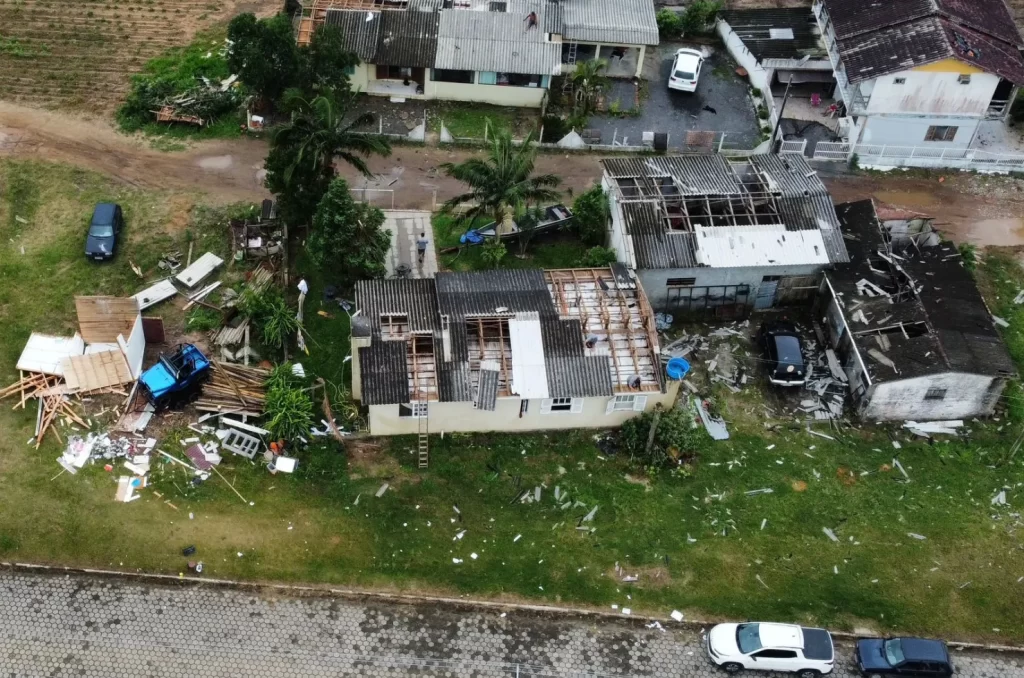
[706,622,835,677]
[668,48,703,92]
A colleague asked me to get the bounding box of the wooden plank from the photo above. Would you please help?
[75,297,140,343]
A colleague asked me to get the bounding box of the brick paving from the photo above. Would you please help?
[1,571,1022,677]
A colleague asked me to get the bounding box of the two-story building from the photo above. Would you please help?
[813,0,1024,149]
[299,0,658,108]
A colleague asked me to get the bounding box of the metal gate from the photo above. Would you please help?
[754,278,779,310]
[665,284,751,317]
[775,275,820,305]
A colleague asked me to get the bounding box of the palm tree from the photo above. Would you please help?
[272,87,391,182]
[441,125,561,236]
[571,59,609,117]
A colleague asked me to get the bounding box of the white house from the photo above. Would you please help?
[350,265,679,437]
[816,200,1015,421]
[814,0,1024,149]
[299,0,658,108]
[602,153,850,313]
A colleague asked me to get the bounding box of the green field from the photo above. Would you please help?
[1,158,1023,643]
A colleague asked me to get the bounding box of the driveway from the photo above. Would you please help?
[586,44,762,151]
[2,569,1022,677]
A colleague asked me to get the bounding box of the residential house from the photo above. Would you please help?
[602,153,850,313]
[816,199,1015,421]
[717,8,836,126]
[350,265,679,436]
[813,0,1024,148]
[301,0,657,108]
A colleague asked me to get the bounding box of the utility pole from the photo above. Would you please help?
[770,75,794,152]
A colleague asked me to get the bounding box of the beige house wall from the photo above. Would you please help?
[367,383,680,435]
[426,79,547,108]
[350,62,371,92]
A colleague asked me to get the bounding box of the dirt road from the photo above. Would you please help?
[3,101,1024,246]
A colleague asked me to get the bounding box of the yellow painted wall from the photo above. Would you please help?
[426,79,547,108]
[367,385,680,436]
[912,58,985,75]
[349,62,371,92]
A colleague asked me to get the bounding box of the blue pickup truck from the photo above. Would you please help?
[139,344,211,408]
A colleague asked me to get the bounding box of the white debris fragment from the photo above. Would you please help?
[375,483,389,497]
[908,533,927,540]
[992,490,1008,506]
[513,534,522,542]
[671,610,685,622]
[760,518,767,531]
[823,527,839,542]
[452,558,463,564]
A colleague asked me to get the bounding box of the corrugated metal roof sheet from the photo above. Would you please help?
[476,360,500,410]
[436,9,561,74]
[360,341,410,405]
[694,225,831,268]
[540,317,613,398]
[508,312,550,398]
[621,202,698,268]
[324,9,383,62]
[560,0,658,45]
[355,278,440,333]
[377,10,439,67]
[718,8,828,61]
[436,269,554,318]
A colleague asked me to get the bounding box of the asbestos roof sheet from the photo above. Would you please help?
[540,317,613,398]
[325,9,384,62]
[621,202,698,269]
[475,362,500,411]
[604,155,740,196]
[436,269,554,318]
[719,8,828,61]
[560,0,659,46]
[359,340,410,405]
[356,278,440,334]
[377,10,439,67]
[694,224,831,268]
[436,9,561,75]
[508,312,550,398]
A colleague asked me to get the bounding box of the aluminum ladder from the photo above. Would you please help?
[417,414,429,469]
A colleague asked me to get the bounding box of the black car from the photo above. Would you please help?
[85,202,123,261]
[758,321,807,386]
[855,637,953,677]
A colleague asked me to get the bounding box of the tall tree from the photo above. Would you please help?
[265,90,391,226]
[308,178,390,286]
[440,126,561,235]
[296,24,359,95]
[227,13,299,104]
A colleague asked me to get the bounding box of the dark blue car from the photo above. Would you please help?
[85,202,123,261]
[855,637,953,677]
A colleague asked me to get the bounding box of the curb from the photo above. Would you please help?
[4,561,1024,656]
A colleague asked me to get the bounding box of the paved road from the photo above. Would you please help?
[1,571,1022,677]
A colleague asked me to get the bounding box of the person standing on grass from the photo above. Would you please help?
[416,233,429,264]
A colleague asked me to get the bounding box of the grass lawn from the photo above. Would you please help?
[427,102,538,139]
[432,213,589,272]
[1,158,1024,642]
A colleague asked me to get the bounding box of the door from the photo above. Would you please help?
[755,276,780,310]
[749,649,798,671]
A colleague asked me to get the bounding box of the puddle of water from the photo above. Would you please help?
[197,155,234,170]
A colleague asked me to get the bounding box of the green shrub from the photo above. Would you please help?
[619,406,710,468]
[572,185,610,247]
[656,8,683,39]
[757,106,769,120]
[578,246,617,267]
[185,306,222,332]
[681,0,722,35]
[959,242,977,271]
[481,238,508,268]
[264,363,315,442]
[540,115,570,143]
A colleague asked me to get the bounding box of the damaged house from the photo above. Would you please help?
[351,265,678,439]
[815,199,1015,421]
[602,153,850,314]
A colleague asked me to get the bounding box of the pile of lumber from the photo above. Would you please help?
[195,361,268,417]
[0,372,62,408]
[35,392,88,448]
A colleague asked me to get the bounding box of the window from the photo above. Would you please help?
[399,403,429,418]
[893,77,906,85]
[925,125,958,142]
[924,387,947,401]
[489,0,506,10]
[483,72,543,88]
[606,394,648,414]
[376,65,412,80]
[751,649,798,659]
[667,277,696,287]
[958,74,971,84]
[541,397,581,414]
[432,69,474,84]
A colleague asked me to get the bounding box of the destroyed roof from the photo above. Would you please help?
[718,8,828,61]
[324,10,384,62]
[354,267,661,406]
[821,0,1024,84]
[830,200,1015,382]
[602,154,848,270]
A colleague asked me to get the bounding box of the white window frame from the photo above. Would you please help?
[541,397,583,414]
[399,402,429,418]
[605,394,648,414]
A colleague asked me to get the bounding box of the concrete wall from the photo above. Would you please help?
[638,264,826,311]
[350,334,371,403]
[861,373,1005,421]
[858,114,982,147]
[350,62,371,92]
[426,78,547,108]
[367,385,679,435]
[717,19,777,128]
[865,66,997,117]
[813,276,871,402]
[604,178,636,267]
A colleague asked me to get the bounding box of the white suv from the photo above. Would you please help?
[706,622,834,677]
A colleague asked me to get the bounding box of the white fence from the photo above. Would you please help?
[813,142,1024,172]
[779,139,808,155]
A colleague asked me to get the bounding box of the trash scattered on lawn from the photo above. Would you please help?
[903,420,963,437]
[745,488,773,496]
[375,482,389,497]
[823,527,839,542]
[671,610,685,622]
[992,490,1008,506]
[908,533,927,540]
